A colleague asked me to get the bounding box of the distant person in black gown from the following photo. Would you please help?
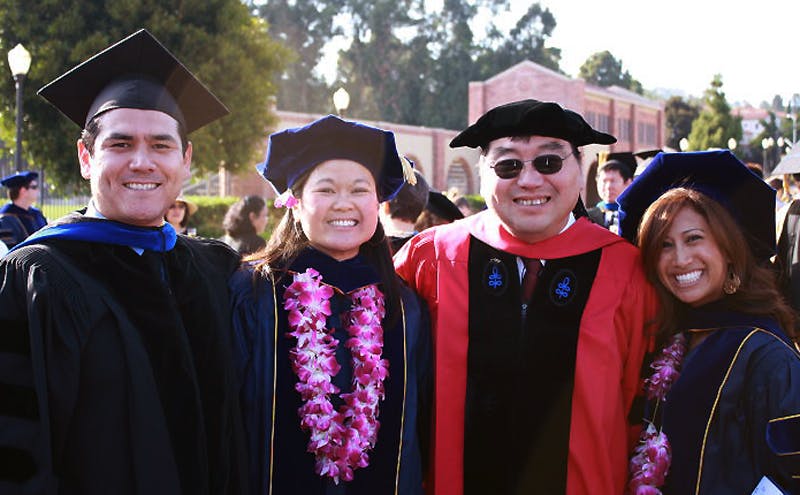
[0,171,47,247]
[0,30,246,494]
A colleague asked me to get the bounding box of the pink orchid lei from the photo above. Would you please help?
[628,333,687,495]
[284,268,389,484]
[274,189,298,208]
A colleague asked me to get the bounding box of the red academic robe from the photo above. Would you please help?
[394,212,657,495]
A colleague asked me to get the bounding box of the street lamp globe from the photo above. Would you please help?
[333,87,350,117]
[679,137,689,152]
[7,43,31,174]
[7,43,31,77]
[727,138,737,150]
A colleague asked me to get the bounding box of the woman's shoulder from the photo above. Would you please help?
[740,327,800,378]
[230,262,276,304]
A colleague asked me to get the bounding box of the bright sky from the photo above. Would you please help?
[519,0,800,106]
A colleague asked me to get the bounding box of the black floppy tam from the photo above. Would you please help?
[38,29,228,133]
[427,191,464,222]
[449,99,616,149]
[257,115,410,202]
[617,150,776,262]
[1,171,38,188]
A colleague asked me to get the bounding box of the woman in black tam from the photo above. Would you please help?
[617,150,800,494]
[229,115,430,494]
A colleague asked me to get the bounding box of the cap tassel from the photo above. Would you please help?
[401,156,417,185]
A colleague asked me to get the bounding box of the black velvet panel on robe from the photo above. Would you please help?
[464,237,601,495]
[270,249,407,494]
[0,230,246,495]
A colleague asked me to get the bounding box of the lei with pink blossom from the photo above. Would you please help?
[629,333,688,495]
[284,267,389,484]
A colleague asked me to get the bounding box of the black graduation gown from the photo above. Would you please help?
[0,215,247,495]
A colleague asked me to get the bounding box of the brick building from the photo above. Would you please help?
[227,59,665,200]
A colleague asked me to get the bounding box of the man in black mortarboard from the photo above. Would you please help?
[0,30,246,494]
[0,171,47,247]
[586,151,636,233]
[393,99,658,495]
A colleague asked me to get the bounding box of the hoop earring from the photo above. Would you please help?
[723,267,741,295]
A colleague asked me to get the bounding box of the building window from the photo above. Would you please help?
[585,111,597,128]
[597,114,610,133]
[645,124,656,145]
[636,122,657,145]
[617,118,631,141]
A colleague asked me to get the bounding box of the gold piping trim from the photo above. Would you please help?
[695,328,798,493]
[394,300,408,495]
[268,274,279,495]
[770,413,800,422]
[695,329,758,494]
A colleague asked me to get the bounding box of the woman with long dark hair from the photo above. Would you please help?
[220,195,267,255]
[230,115,430,494]
[618,150,800,494]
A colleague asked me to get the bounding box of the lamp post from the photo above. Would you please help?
[332,87,350,118]
[789,99,797,145]
[7,43,31,172]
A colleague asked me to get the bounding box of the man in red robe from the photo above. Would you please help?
[394,100,657,495]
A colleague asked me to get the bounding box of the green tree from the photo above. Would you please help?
[578,50,642,94]
[664,96,700,150]
[251,0,339,114]
[744,111,783,170]
[687,74,741,151]
[0,0,287,189]
[334,0,561,130]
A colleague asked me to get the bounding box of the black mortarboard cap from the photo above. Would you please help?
[257,115,409,202]
[1,171,38,188]
[634,149,663,160]
[426,191,464,222]
[450,99,616,149]
[617,150,776,261]
[38,29,228,133]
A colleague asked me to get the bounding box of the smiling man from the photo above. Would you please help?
[394,99,658,495]
[0,30,245,494]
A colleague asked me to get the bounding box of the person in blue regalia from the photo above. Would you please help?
[230,114,431,495]
[0,170,47,247]
[618,150,800,494]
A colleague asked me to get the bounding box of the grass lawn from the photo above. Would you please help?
[41,203,82,220]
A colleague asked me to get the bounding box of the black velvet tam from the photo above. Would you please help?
[449,99,616,149]
[38,29,228,133]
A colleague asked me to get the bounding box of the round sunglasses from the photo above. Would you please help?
[489,151,574,179]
